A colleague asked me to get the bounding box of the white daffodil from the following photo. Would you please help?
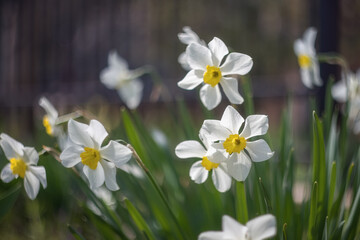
[100,51,145,109]
[178,37,253,110]
[0,133,47,200]
[201,105,274,181]
[175,131,231,192]
[294,27,322,88]
[178,26,206,70]
[332,69,360,134]
[60,119,133,190]
[39,97,62,136]
[198,214,277,240]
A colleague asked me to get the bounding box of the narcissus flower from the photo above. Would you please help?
[332,69,360,134]
[294,27,322,88]
[175,131,231,192]
[198,214,277,240]
[100,51,145,109]
[178,37,253,110]
[201,106,274,181]
[39,97,62,136]
[178,26,206,70]
[0,133,47,200]
[60,119,132,190]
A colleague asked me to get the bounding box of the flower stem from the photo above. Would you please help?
[235,181,248,224]
[127,144,188,240]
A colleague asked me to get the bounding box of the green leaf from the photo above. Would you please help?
[341,183,360,239]
[235,181,248,224]
[68,224,87,240]
[328,162,337,216]
[124,198,156,240]
[0,183,21,220]
[282,223,287,240]
[240,76,254,115]
[308,181,318,240]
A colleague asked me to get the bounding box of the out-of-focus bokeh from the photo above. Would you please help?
[1,0,359,138]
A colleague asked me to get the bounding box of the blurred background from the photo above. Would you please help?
[0,0,360,238]
[0,0,359,137]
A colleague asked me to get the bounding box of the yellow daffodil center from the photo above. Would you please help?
[10,158,27,178]
[201,156,219,171]
[298,55,312,68]
[203,65,222,87]
[43,116,53,135]
[80,147,101,170]
[223,134,247,154]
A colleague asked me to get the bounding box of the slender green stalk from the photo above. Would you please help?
[127,144,188,240]
[235,181,248,224]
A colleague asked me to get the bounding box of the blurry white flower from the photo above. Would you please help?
[60,119,132,190]
[201,106,274,181]
[178,26,206,70]
[178,37,253,110]
[332,69,360,134]
[100,51,145,109]
[151,128,168,148]
[0,133,47,200]
[87,186,116,216]
[175,131,231,192]
[117,163,144,179]
[198,214,277,240]
[39,97,62,136]
[294,27,322,88]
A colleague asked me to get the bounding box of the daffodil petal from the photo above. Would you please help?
[212,167,232,192]
[23,147,39,165]
[200,84,222,110]
[83,164,105,189]
[177,69,203,90]
[0,133,24,159]
[225,152,251,181]
[117,79,143,109]
[100,160,119,191]
[293,39,306,55]
[186,43,212,70]
[201,120,231,141]
[189,161,208,184]
[68,119,94,148]
[99,141,132,168]
[220,52,253,76]
[311,61,322,86]
[220,105,244,133]
[178,26,201,45]
[240,115,269,139]
[246,139,274,162]
[304,27,317,54]
[38,97,58,120]
[88,120,108,148]
[1,164,15,183]
[24,170,40,200]
[220,77,244,104]
[100,68,122,89]
[246,214,277,240]
[108,50,128,70]
[222,215,248,238]
[198,231,227,240]
[208,37,229,66]
[175,140,206,159]
[60,145,83,168]
[300,68,313,88]
[28,166,47,188]
[206,147,228,163]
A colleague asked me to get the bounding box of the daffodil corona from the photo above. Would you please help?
[201,105,274,181]
[178,36,253,110]
[60,119,133,190]
[0,134,47,200]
